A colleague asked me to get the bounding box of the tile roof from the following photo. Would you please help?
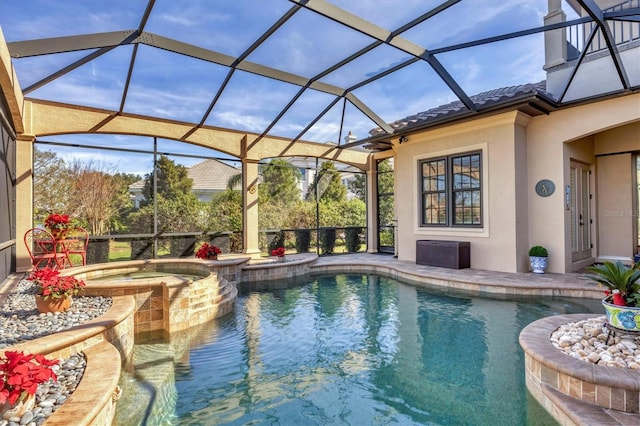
[369,81,549,136]
[129,159,240,191]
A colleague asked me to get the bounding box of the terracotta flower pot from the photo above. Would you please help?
[35,294,72,313]
[1,394,35,421]
[49,228,67,240]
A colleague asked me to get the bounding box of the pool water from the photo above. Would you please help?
[115,274,601,426]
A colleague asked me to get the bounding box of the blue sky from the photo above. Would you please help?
[0,0,580,175]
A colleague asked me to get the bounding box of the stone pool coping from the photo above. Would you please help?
[43,341,122,426]
[65,258,242,333]
[520,313,640,425]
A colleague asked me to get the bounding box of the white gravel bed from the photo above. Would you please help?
[551,316,640,369]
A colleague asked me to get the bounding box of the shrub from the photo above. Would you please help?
[295,229,311,253]
[528,245,548,257]
[319,228,336,255]
[170,236,196,257]
[345,227,362,253]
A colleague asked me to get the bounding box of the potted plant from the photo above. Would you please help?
[528,245,548,273]
[271,247,286,262]
[0,350,58,418]
[27,267,85,313]
[586,261,640,331]
[195,243,221,260]
[43,213,72,239]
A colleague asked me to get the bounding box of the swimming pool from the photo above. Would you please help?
[115,274,601,425]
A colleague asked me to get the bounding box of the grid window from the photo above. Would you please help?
[420,152,482,227]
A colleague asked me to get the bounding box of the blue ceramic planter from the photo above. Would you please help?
[602,297,640,332]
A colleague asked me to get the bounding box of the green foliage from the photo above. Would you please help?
[110,172,141,232]
[379,229,394,247]
[586,261,640,306]
[207,190,242,233]
[287,202,317,229]
[528,246,548,257]
[318,199,365,227]
[33,148,73,220]
[348,173,366,201]
[345,227,362,253]
[377,158,395,228]
[306,161,347,203]
[319,228,336,255]
[295,229,311,253]
[259,159,301,205]
[169,236,197,257]
[34,148,143,236]
[142,155,193,205]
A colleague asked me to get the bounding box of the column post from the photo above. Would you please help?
[366,154,378,253]
[544,0,567,69]
[16,135,34,272]
[242,158,261,258]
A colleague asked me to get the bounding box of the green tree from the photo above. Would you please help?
[141,155,194,205]
[259,158,301,205]
[348,173,366,201]
[306,161,347,203]
[207,189,242,234]
[110,172,140,233]
[131,156,204,237]
[33,149,140,236]
[33,148,73,220]
[66,160,122,235]
[377,158,395,227]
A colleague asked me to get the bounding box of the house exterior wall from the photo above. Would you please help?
[527,94,639,272]
[594,122,640,261]
[394,93,639,273]
[394,111,527,273]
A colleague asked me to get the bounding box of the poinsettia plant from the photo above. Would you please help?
[43,213,71,231]
[195,243,222,259]
[0,351,58,405]
[271,247,286,257]
[27,267,85,300]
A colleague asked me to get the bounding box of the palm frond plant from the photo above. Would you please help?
[585,261,640,306]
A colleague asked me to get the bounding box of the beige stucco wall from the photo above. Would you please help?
[527,94,639,272]
[394,111,529,273]
[594,122,640,261]
[596,153,634,260]
[394,93,639,273]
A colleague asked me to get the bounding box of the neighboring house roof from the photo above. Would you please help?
[129,159,240,193]
[188,159,240,192]
[368,81,551,137]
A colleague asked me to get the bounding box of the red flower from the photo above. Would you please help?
[27,267,85,300]
[271,247,286,257]
[195,243,222,259]
[0,351,58,405]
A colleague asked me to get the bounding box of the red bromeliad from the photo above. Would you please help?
[0,351,58,405]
